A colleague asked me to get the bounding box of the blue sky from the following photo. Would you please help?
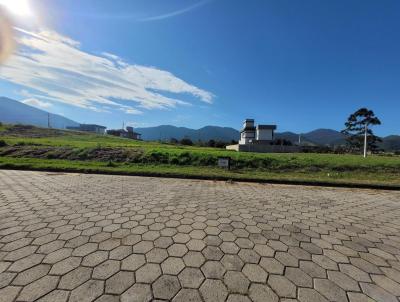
[0,0,399,135]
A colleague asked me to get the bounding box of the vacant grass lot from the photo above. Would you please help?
[0,124,399,188]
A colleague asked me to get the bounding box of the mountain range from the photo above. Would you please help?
[0,97,79,129]
[135,126,349,146]
[1,97,399,150]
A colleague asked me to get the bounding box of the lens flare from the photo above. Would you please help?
[0,7,14,64]
[0,0,32,16]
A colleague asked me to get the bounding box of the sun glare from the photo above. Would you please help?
[0,0,32,17]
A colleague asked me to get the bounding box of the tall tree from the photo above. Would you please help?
[341,108,382,156]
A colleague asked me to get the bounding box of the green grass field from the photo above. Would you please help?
[0,124,399,188]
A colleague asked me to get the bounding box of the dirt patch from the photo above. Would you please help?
[0,145,145,162]
[0,125,83,138]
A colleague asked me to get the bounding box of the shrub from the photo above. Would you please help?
[0,140,7,147]
[180,138,193,146]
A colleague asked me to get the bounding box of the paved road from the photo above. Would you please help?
[0,170,400,302]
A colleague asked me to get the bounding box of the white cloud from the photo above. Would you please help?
[0,28,214,114]
[124,108,143,115]
[21,98,52,109]
[139,0,212,22]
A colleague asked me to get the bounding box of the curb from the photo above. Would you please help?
[1,166,399,191]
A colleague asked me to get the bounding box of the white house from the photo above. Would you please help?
[227,119,300,153]
[239,119,276,145]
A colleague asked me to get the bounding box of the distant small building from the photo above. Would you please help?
[107,126,141,140]
[227,119,300,153]
[239,119,276,145]
[67,124,106,134]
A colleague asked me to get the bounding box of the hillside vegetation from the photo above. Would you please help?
[0,124,399,188]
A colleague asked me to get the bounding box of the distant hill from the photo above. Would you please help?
[135,125,239,142]
[2,97,398,151]
[135,125,400,151]
[0,97,79,129]
[380,135,400,151]
[303,129,346,146]
[275,131,315,146]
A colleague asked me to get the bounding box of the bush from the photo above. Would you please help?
[180,138,193,146]
[0,140,7,147]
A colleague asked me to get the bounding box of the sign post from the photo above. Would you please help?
[218,157,231,170]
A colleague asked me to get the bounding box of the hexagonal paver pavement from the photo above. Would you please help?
[1,170,400,302]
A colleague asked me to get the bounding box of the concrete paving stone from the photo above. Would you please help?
[37,241,65,255]
[347,292,376,302]
[0,286,21,302]
[121,234,141,246]
[154,236,173,249]
[238,249,260,264]
[314,278,348,302]
[242,263,268,283]
[220,242,240,254]
[275,251,299,267]
[121,253,145,271]
[186,239,206,251]
[135,263,161,283]
[259,257,284,274]
[8,254,44,272]
[69,279,104,302]
[161,257,185,275]
[109,245,132,260]
[120,283,152,302]
[105,271,135,294]
[94,295,119,302]
[11,264,50,286]
[298,288,329,302]
[226,294,252,302]
[17,275,59,301]
[350,257,382,274]
[43,248,73,264]
[285,267,313,287]
[72,243,98,257]
[49,256,82,275]
[327,270,360,292]
[183,251,205,267]
[223,271,250,294]
[200,279,228,302]
[248,283,278,302]
[267,275,296,298]
[92,260,120,280]
[58,267,92,290]
[36,290,69,302]
[221,254,245,271]
[201,260,226,279]
[0,272,17,288]
[338,263,371,282]
[167,244,188,257]
[360,282,398,302]
[82,251,108,267]
[253,244,275,257]
[3,246,38,262]
[312,254,338,270]
[380,267,400,283]
[178,267,205,288]
[152,275,181,300]
[202,246,223,260]
[2,171,400,302]
[371,274,400,296]
[359,252,389,267]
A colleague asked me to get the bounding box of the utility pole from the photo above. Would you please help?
[47,113,51,128]
[363,123,368,158]
[298,134,301,146]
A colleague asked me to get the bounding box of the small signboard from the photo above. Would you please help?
[218,157,231,169]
